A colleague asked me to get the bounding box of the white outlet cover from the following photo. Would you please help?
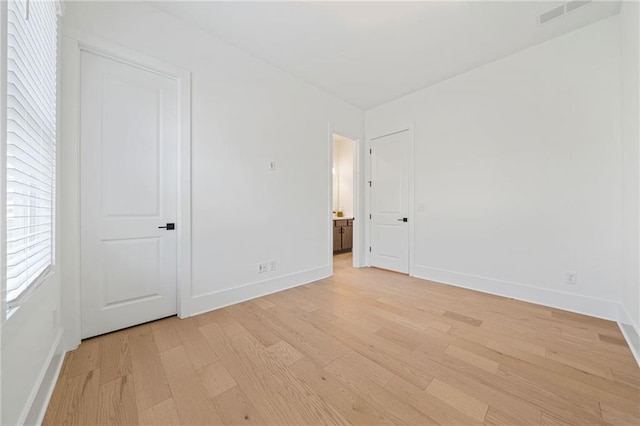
[269,260,277,271]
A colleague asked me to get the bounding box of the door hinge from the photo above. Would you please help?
[369,246,372,252]
[369,149,372,154]
[368,181,372,187]
[369,214,372,219]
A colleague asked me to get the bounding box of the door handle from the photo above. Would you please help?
[397,218,408,222]
[158,223,175,230]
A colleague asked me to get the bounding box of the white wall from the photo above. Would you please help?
[620,0,640,358]
[333,142,339,214]
[1,280,64,425]
[366,16,623,320]
[62,0,363,330]
[0,1,65,423]
[333,135,355,218]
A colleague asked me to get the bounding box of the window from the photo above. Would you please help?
[5,0,58,304]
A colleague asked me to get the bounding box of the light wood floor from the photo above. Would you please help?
[44,253,640,425]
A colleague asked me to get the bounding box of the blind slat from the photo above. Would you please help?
[6,228,53,245]
[7,180,53,197]
[6,243,52,270]
[7,236,52,256]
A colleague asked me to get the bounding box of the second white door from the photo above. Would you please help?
[80,50,179,339]
[370,130,410,273]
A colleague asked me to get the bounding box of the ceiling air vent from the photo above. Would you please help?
[565,0,592,14]
[538,1,592,25]
[539,4,565,24]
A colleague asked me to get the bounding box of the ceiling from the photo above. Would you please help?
[149,1,621,110]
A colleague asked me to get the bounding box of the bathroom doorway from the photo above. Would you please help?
[332,133,357,268]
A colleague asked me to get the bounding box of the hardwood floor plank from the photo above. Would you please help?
[98,330,132,384]
[197,361,237,399]
[490,342,638,421]
[449,324,490,345]
[444,344,499,373]
[324,356,435,424]
[491,361,604,424]
[612,368,640,388]
[67,338,101,377]
[375,326,420,351]
[266,340,304,366]
[128,324,171,412]
[443,310,484,327]
[483,334,638,404]
[540,410,572,426]
[551,309,619,332]
[385,376,484,425]
[228,303,282,347]
[159,345,223,424]
[52,369,100,425]
[97,375,138,425]
[484,405,539,426]
[173,316,219,369]
[242,302,347,367]
[487,337,546,358]
[545,347,615,379]
[600,401,640,425]
[225,331,350,424]
[252,297,276,310]
[289,358,389,425]
[151,316,182,353]
[315,313,435,389]
[138,398,182,425]
[211,386,267,425]
[337,349,397,388]
[427,377,489,421]
[599,332,629,347]
[197,308,247,336]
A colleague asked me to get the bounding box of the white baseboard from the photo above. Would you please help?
[412,265,621,321]
[187,265,332,317]
[618,305,640,367]
[22,328,65,426]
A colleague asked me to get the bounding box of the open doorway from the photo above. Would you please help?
[332,133,357,269]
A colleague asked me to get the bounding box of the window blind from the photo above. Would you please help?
[6,0,58,303]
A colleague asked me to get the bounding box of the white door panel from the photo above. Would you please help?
[370,131,410,273]
[80,51,178,338]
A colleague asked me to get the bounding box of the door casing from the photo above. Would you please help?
[328,128,362,272]
[61,30,191,350]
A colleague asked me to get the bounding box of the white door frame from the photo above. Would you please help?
[61,30,192,350]
[364,125,415,274]
[328,126,362,270]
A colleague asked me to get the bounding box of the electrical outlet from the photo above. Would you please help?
[269,260,277,271]
[564,271,577,285]
[258,262,268,273]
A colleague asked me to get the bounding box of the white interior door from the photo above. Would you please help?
[80,50,178,339]
[370,131,410,273]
